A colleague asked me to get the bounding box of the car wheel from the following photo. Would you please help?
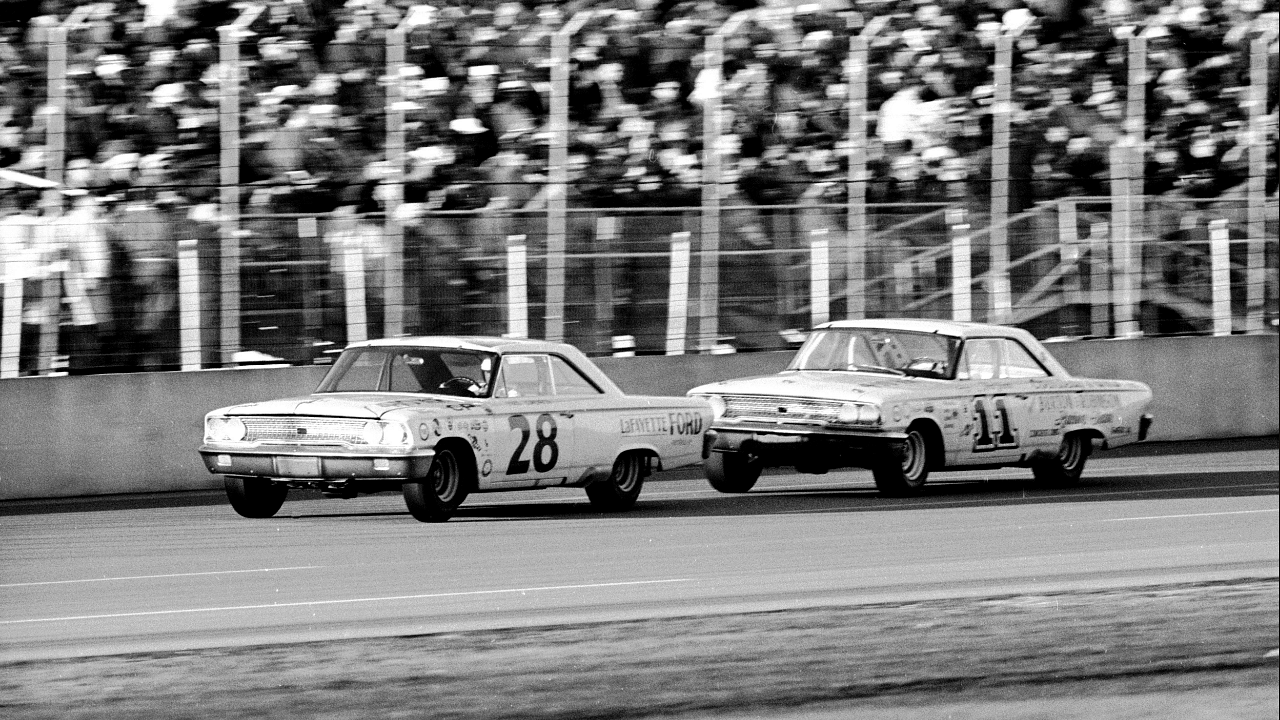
[872,427,930,497]
[1033,433,1090,487]
[225,476,287,518]
[585,452,647,511]
[403,447,469,522]
[705,450,762,493]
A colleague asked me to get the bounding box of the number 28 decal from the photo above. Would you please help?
[507,414,559,474]
[972,395,1019,452]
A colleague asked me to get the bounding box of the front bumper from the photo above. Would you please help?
[198,446,436,481]
[703,422,907,469]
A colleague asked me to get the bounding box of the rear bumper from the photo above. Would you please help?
[198,448,436,481]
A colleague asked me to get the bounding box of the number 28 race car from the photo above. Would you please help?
[688,319,1154,497]
[199,337,712,522]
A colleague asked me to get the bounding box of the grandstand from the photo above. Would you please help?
[1,0,1277,376]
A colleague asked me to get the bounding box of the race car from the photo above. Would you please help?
[200,337,712,521]
[687,319,1154,496]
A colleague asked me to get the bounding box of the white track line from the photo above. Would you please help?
[1103,509,1280,522]
[0,579,693,625]
[766,481,1279,516]
[0,566,322,589]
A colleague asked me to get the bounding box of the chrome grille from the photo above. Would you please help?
[242,417,369,445]
[723,395,842,423]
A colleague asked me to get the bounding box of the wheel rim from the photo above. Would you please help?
[1058,435,1083,471]
[431,451,459,502]
[613,456,641,493]
[901,430,927,481]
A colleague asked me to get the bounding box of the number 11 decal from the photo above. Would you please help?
[972,396,1019,452]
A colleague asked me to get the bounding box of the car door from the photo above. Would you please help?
[997,338,1059,456]
[488,354,579,487]
[952,338,1023,465]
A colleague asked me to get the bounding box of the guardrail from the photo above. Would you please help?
[0,334,1275,501]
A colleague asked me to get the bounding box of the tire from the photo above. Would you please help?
[403,447,470,522]
[225,476,287,518]
[1033,433,1090,487]
[705,450,762,493]
[872,426,931,497]
[586,453,646,511]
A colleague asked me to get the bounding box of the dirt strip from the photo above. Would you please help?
[3,578,1276,720]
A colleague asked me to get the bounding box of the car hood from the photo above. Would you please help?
[220,393,479,420]
[688,371,928,403]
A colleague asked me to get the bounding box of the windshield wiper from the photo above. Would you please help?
[850,364,907,376]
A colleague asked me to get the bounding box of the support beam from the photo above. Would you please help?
[988,35,1013,325]
[845,32,868,320]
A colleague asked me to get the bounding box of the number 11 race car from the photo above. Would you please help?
[688,319,1154,497]
[199,337,712,522]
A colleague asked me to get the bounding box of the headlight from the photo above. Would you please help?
[225,417,246,441]
[707,395,726,420]
[206,416,246,442]
[859,405,882,425]
[836,403,881,426]
[362,421,412,447]
[382,422,410,446]
[205,417,224,441]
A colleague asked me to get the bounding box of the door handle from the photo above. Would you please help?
[558,412,575,418]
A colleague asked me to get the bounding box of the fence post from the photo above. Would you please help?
[1245,33,1274,333]
[217,20,244,365]
[506,234,528,339]
[1057,200,1082,308]
[382,15,416,339]
[611,335,636,357]
[1,267,21,378]
[1209,219,1233,336]
[1088,221,1111,337]
[696,11,756,351]
[1126,31,1147,235]
[178,239,202,370]
[845,31,868,320]
[666,232,692,355]
[44,25,66,189]
[1109,141,1140,337]
[809,229,830,327]
[342,241,367,344]
[989,34,1014,325]
[948,208,972,322]
[593,216,616,353]
[547,12,596,342]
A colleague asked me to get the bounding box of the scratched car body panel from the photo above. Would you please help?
[199,337,711,521]
[687,319,1153,497]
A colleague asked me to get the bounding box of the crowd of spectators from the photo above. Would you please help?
[1,0,1277,369]
[2,0,1276,215]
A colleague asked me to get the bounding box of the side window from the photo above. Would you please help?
[549,355,603,395]
[494,355,551,398]
[1002,340,1049,378]
[959,339,999,381]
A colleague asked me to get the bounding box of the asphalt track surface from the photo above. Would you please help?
[2,437,1276,664]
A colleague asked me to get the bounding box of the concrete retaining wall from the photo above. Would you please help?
[1,335,1275,500]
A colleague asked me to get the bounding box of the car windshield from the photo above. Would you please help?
[316,347,497,397]
[788,329,959,378]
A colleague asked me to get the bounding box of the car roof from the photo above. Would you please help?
[816,318,1029,340]
[348,336,571,354]
[344,336,627,393]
